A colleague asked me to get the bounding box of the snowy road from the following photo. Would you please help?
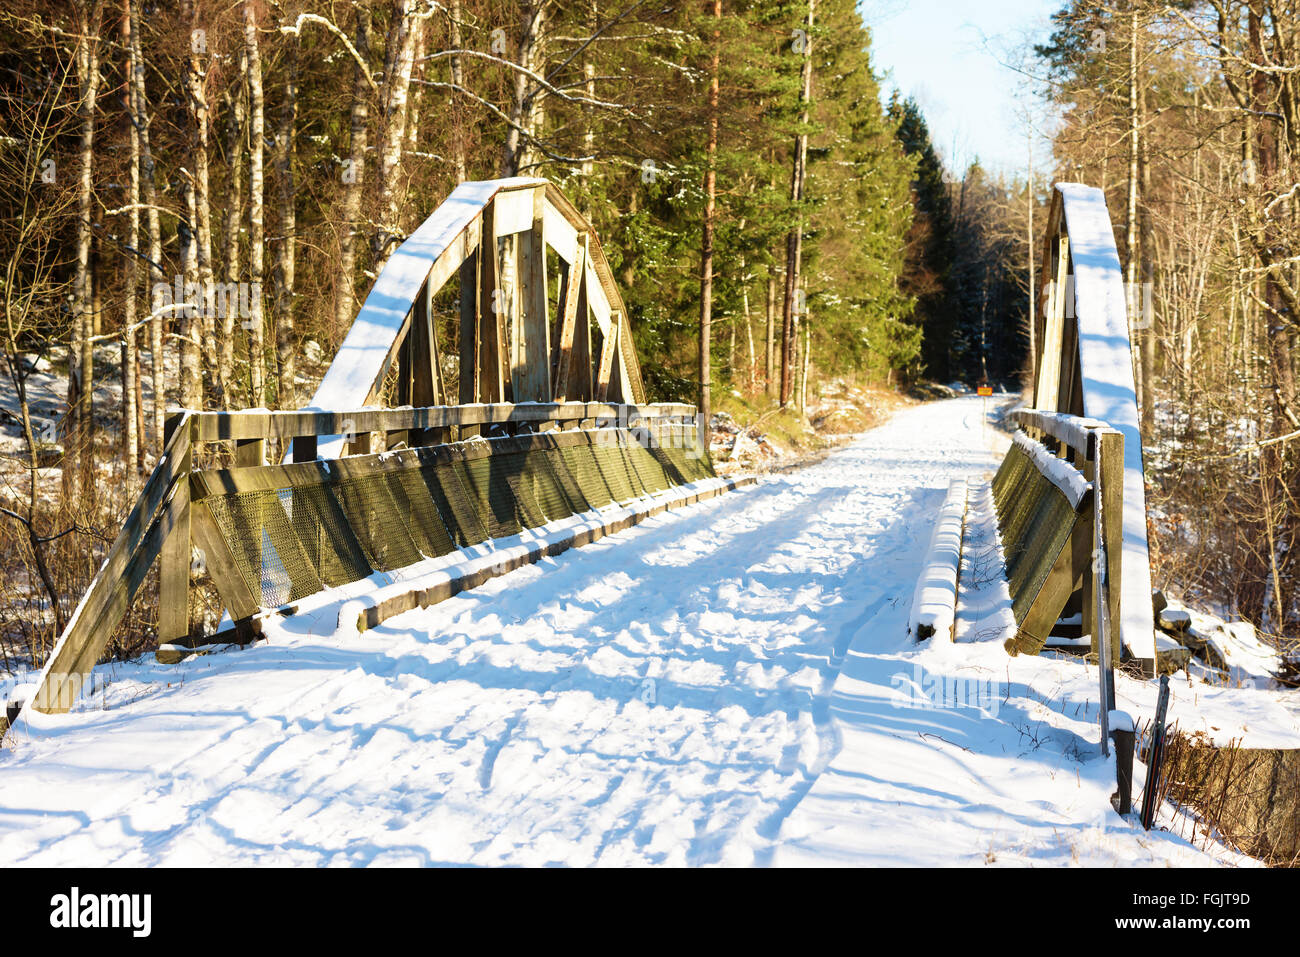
[0,397,1245,866]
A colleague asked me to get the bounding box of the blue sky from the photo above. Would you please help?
[863,0,1062,179]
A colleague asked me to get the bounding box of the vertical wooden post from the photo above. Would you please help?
[516,190,551,401]
[408,279,441,447]
[1099,429,1125,670]
[595,307,618,402]
[158,415,194,643]
[1036,231,1068,411]
[478,201,505,403]
[458,247,480,405]
[553,235,587,401]
[234,437,265,468]
[1080,434,1097,656]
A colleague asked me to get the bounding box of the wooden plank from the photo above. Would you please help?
[424,215,480,305]
[191,402,697,445]
[30,420,193,713]
[458,248,479,404]
[553,236,587,401]
[585,255,612,335]
[1098,428,1125,669]
[158,417,195,644]
[234,437,265,468]
[515,191,552,401]
[492,184,535,235]
[569,266,593,401]
[595,299,618,402]
[543,199,579,263]
[478,200,505,403]
[49,484,191,707]
[1006,514,1083,657]
[1035,231,1069,411]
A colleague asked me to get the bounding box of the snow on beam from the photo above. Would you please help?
[1056,183,1157,666]
[909,479,969,642]
[307,178,545,423]
[1012,432,1092,511]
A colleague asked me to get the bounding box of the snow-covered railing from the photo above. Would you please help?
[1028,183,1157,673]
[908,479,969,641]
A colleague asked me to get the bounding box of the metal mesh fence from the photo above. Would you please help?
[196,428,716,610]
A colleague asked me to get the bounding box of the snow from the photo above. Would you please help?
[0,396,1291,866]
[304,177,546,459]
[908,479,967,641]
[1057,183,1157,664]
[1162,599,1285,690]
[1012,431,1092,510]
[1109,710,1135,734]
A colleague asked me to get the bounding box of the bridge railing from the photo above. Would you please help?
[27,401,699,716]
[1000,407,1126,749]
[1003,408,1124,664]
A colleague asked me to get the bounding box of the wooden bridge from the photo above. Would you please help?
[19,179,1161,735]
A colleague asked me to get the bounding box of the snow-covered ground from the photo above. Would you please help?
[1,396,1292,866]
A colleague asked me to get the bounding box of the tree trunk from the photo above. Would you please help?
[128,0,164,451]
[220,48,246,402]
[122,0,140,475]
[501,2,547,176]
[273,27,298,408]
[698,0,721,427]
[781,0,813,408]
[372,0,421,268]
[244,0,267,408]
[68,0,104,498]
[336,9,371,338]
[185,0,219,406]
[765,268,776,395]
[448,0,468,182]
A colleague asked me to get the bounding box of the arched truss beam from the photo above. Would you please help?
[307,178,646,457]
[1032,183,1156,666]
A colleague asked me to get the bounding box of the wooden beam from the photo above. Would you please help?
[478,200,505,403]
[569,254,593,401]
[595,297,618,402]
[158,416,195,644]
[1036,230,1069,411]
[553,235,587,401]
[1098,428,1125,668]
[515,190,552,401]
[458,248,479,404]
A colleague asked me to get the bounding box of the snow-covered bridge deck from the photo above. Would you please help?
[2,397,1265,866]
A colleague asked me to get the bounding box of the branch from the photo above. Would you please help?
[279,13,379,95]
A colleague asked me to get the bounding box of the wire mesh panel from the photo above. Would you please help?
[624,438,670,494]
[495,451,547,529]
[560,444,614,509]
[524,452,580,523]
[457,456,523,539]
[284,484,373,589]
[593,443,637,502]
[333,476,426,572]
[386,468,457,559]
[1007,489,1077,625]
[421,460,489,547]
